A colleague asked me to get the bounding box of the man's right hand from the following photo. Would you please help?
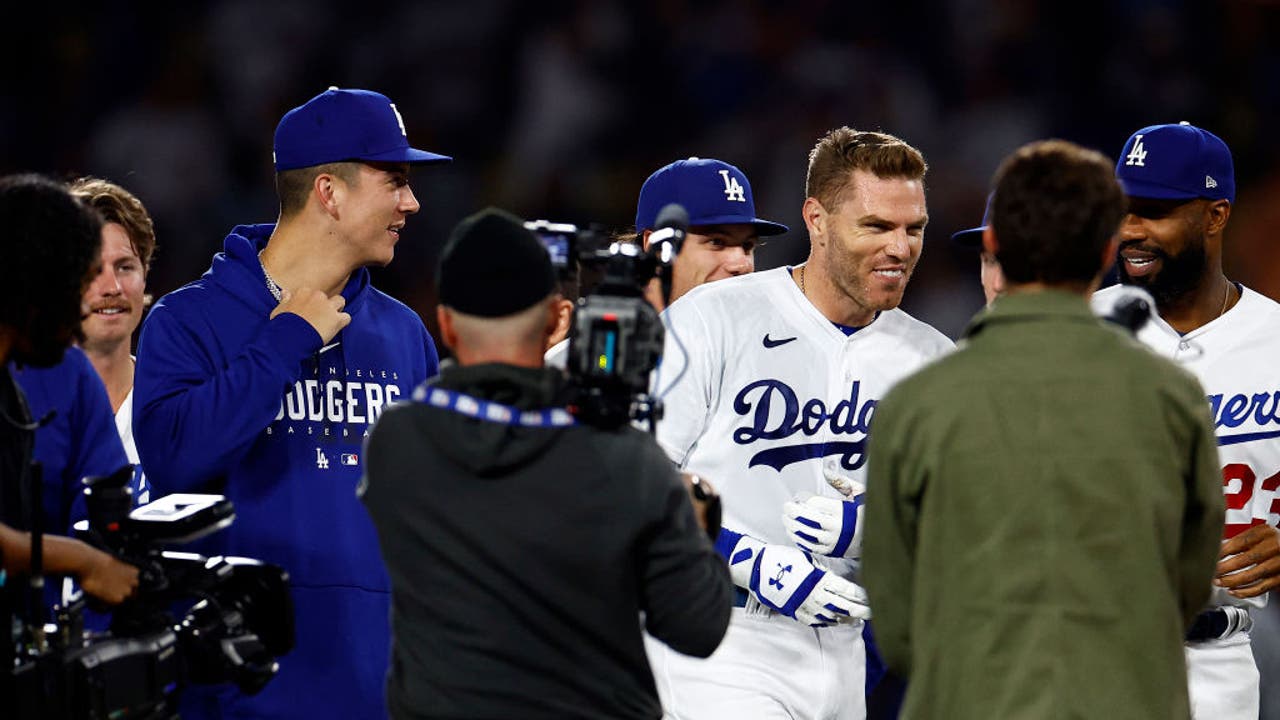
[722,530,870,627]
[748,545,870,627]
[271,287,351,344]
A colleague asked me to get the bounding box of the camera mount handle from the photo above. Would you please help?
[25,462,46,652]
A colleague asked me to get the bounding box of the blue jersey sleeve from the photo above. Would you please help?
[133,302,322,494]
[13,348,129,533]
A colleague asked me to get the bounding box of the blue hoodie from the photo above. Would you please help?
[10,346,130,534]
[134,224,439,720]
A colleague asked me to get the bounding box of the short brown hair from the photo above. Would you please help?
[275,162,361,217]
[69,176,156,269]
[990,139,1125,285]
[805,127,927,209]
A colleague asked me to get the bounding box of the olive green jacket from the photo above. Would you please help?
[863,289,1224,720]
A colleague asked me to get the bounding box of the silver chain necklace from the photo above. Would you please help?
[258,249,283,302]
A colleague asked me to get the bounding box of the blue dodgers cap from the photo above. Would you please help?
[273,86,452,171]
[1115,122,1234,202]
[635,157,788,236]
[950,192,993,248]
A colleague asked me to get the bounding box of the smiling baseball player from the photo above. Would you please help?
[646,128,952,720]
[1093,121,1280,719]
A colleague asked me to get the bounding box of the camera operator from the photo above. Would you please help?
[360,208,732,720]
[0,173,141,683]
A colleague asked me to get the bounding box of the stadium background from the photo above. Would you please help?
[4,1,1279,342]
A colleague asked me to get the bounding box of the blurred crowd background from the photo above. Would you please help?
[3,0,1279,341]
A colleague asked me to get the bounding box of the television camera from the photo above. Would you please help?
[7,465,293,719]
[526,204,688,430]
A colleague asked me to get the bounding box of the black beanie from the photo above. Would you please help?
[437,207,556,317]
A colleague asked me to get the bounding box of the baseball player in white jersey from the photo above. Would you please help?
[646,128,953,720]
[544,156,787,368]
[1092,121,1280,719]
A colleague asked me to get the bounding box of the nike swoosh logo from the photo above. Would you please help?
[319,341,342,354]
[762,334,797,348]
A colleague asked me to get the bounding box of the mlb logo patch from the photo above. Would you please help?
[341,453,359,467]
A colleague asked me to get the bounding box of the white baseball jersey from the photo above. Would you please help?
[655,266,954,578]
[1094,283,1280,610]
[1094,283,1280,720]
[112,383,149,505]
[648,266,951,720]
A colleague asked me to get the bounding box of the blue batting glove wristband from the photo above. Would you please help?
[720,529,767,589]
[713,527,745,562]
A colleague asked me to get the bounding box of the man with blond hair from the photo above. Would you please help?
[649,128,953,719]
[73,177,157,504]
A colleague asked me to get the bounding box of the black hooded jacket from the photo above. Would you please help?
[361,362,732,720]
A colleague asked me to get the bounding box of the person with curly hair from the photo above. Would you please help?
[0,173,141,690]
[72,176,158,505]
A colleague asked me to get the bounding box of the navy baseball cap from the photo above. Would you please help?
[950,192,993,248]
[273,87,452,172]
[635,157,788,236]
[1115,122,1234,203]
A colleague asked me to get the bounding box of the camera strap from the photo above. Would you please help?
[413,386,577,428]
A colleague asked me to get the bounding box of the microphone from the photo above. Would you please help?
[648,203,688,309]
[1091,285,1155,335]
[649,203,688,266]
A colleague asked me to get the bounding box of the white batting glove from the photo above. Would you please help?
[783,489,865,559]
[721,531,869,627]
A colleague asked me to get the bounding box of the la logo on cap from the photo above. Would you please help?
[719,169,746,202]
[634,156,789,235]
[1125,135,1148,167]
[1115,121,1235,203]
